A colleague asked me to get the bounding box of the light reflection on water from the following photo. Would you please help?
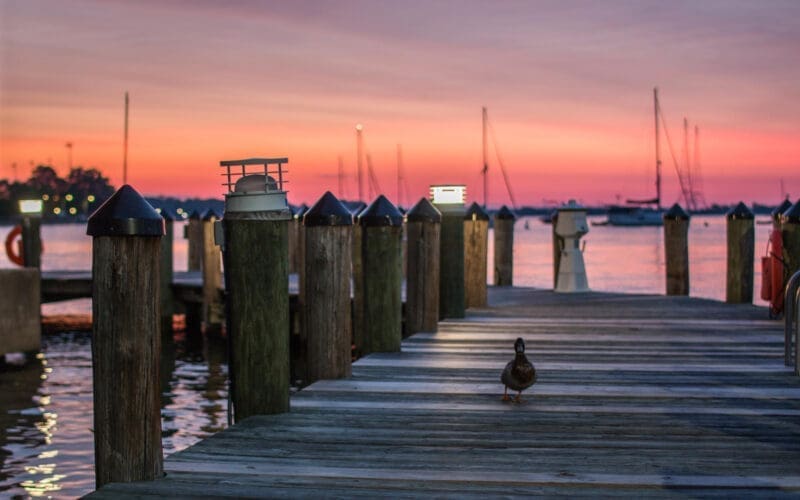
[0,331,228,498]
[0,214,773,497]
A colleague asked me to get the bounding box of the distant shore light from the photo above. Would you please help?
[355,123,363,131]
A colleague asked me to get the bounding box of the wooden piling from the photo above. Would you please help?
[86,184,164,488]
[223,205,291,419]
[726,202,754,304]
[663,204,690,296]
[159,208,175,335]
[303,192,353,383]
[464,202,489,308]
[350,202,367,356]
[405,198,441,335]
[20,214,42,268]
[434,199,465,319]
[201,209,223,332]
[772,199,793,232]
[493,205,515,286]
[358,195,403,354]
[783,199,800,293]
[186,210,203,271]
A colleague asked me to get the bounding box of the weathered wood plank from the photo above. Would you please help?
[89,288,800,497]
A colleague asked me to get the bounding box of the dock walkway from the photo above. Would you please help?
[90,288,800,498]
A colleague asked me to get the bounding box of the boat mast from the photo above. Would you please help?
[482,106,488,209]
[654,87,661,210]
[123,91,129,185]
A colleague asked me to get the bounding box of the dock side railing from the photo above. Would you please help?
[785,270,800,374]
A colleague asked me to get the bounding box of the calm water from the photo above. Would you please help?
[0,215,772,497]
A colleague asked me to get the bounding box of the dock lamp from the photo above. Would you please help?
[18,198,44,268]
[217,157,292,422]
[430,184,466,319]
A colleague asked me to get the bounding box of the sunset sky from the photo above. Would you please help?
[1,0,798,207]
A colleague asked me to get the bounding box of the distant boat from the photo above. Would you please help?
[602,88,665,227]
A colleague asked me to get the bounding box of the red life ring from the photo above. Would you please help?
[4,225,24,266]
[4,225,44,267]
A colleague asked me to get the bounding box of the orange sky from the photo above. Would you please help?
[1,1,798,207]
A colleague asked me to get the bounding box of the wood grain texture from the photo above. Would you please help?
[493,217,513,286]
[439,212,465,319]
[352,224,365,353]
[224,219,289,419]
[201,217,224,329]
[304,225,353,382]
[186,218,203,271]
[90,287,800,498]
[361,225,402,354]
[664,218,690,296]
[783,220,800,288]
[464,218,488,308]
[405,220,440,335]
[727,217,754,303]
[91,236,163,488]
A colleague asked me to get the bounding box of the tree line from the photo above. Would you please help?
[0,165,115,219]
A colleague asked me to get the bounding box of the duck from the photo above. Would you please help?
[501,337,536,403]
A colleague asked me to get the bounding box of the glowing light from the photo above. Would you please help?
[355,123,363,131]
[65,194,73,201]
[430,185,466,204]
[42,194,50,201]
[87,195,95,202]
[19,199,44,214]
[68,207,77,215]
[53,207,61,215]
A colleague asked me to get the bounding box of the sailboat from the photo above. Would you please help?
[603,88,664,226]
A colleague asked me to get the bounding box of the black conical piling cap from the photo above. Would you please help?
[663,203,689,221]
[304,191,353,226]
[358,195,403,227]
[495,205,516,221]
[293,203,309,220]
[464,202,489,221]
[188,209,202,220]
[772,199,793,219]
[727,201,754,220]
[87,185,165,237]
[783,199,800,223]
[406,197,441,223]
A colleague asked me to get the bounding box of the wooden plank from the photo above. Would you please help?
[89,288,800,497]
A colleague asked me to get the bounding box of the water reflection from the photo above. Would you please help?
[0,329,228,498]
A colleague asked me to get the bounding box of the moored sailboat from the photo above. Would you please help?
[603,87,664,227]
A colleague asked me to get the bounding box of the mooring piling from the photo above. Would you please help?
[220,157,291,419]
[358,195,403,354]
[87,184,164,488]
[201,208,223,332]
[431,185,466,319]
[186,209,203,271]
[303,191,353,383]
[726,202,754,304]
[783,200,800,293]
[493,205,515,286]
[350,202,367,355]
[405,197,441,335]
[464,202,489,308]
[664,203,690,296]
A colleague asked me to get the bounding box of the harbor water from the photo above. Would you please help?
[0,215,774,497]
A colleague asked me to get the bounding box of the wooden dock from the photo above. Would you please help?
[89,287,800,498]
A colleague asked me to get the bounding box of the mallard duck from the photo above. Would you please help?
[501,337,536,403]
